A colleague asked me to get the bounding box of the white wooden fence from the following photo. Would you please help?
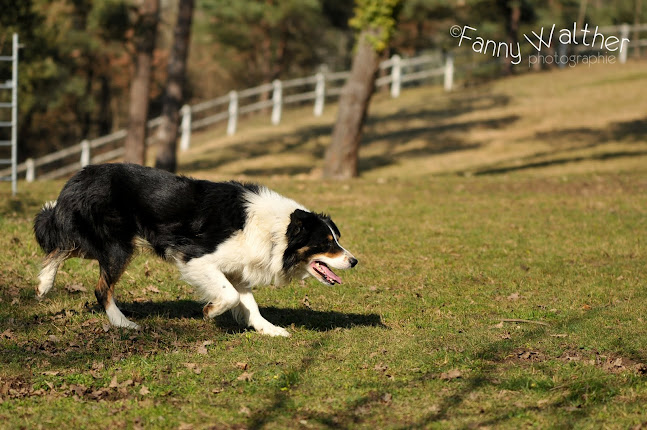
[0,34,18,194]
[0,53,446,182]
[2,22,645,183]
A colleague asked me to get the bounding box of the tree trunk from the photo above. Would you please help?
[635,0,642,58]
[322,30,380,179]
[154,0,195,172]
[503,1,520,76]
[124,0,159,166]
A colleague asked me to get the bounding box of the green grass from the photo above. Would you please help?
[2,173,647,429]
[2,61,647,428]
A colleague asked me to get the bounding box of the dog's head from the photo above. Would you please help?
[283,209,357,285]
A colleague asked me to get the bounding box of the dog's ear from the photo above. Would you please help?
[288,209,312,234]
[317,212,341,239]
[287,209,317,243]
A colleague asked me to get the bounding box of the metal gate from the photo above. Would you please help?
[0,34,18,196]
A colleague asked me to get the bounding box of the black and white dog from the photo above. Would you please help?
[34,163,357,336]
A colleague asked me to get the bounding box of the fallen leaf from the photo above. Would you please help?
[102,323,111,333]
[196,346,208,355]
[237,372,254,382]
[0,329,14,339]
[440,369,462,380]
[139,385,150,395]
[302,295,311,309]
[184,363,202,375]
[65,283,87,293]
[146,285,160,294]
[492,321,504,329]
[581,304,592,311]
[69,384,88,396]
[550,333,568,338]
[381,393,393,404]
[507,292,520,301]
[41,371,60,376]
[374,363,389,373]
[235,362,248,370]
[239,405,251,416]
[80,318,99,328]
[108,375,119,388]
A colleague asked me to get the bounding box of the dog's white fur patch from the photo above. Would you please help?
[105,297,140,329]
[43,200,57,210]
[175,187,305,336]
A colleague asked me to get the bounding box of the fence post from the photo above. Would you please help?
[556,39,567,69]
[619,23,630,64]
[180,104,191,151]
[390,54,401,98]
[10,33,18,195]
[227,90,238,136]
[26,158,34,183]
[80,139,90,167]
[313,72,325,116]
[271,79,282,125]
[444,52,454,92]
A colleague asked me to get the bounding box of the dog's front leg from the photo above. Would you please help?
[231,286,290,337]
[178,259,240,318]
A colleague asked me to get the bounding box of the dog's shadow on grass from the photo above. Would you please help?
[122,299,387,332]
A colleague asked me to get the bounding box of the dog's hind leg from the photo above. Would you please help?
[36,249,72,298]
[95,249,139,329]
[231,285,290,337]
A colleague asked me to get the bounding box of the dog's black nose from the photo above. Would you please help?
[349,257,358,268]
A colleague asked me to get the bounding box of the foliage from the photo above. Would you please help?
[197,0,337,87]
[0,0,136,158]
[2,0,645,160]
[349,0,404,52]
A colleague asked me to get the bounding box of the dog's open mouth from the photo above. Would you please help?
[309,261,342,285]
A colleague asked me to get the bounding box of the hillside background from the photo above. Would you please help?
[0,0,644,163]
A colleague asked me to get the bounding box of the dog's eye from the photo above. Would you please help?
[327,234,333,242]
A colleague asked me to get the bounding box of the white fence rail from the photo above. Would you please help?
[2,52,446,182]
[2,22,645,183]
[0,33,18,195]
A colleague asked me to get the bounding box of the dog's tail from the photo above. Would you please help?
[34,200,60,254]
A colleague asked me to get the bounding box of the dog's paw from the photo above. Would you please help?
[256,324,291,337]
[110,318,141,330]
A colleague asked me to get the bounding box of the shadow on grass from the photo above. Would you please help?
[469,117,647,176]
[183,90,515,177]
[240,305,646,429]
[120,300,386,333]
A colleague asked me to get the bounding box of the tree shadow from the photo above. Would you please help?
[469,117,647,175]
[290,305,647,429]
[183,90,514,177]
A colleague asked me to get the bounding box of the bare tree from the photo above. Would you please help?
[322,0,401,179]
[154,0,195,172]
[124,0,160,165]
[323,30,381,179]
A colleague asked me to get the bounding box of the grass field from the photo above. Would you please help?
[1,61,647,429]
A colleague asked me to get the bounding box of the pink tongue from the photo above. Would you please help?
[312,262,342,284]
